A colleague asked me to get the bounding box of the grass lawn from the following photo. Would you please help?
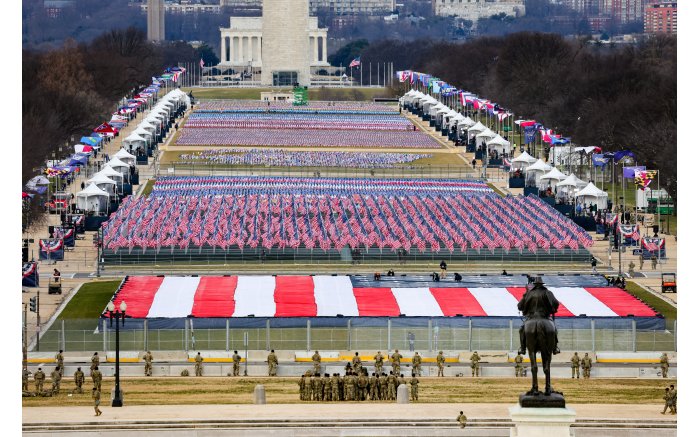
[58,280,121,320]
[140,179,156,197]
[180,87,394,102]
[22,376,673,407]
[626,281,676,325]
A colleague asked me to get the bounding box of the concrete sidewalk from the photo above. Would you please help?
[22,403,676,424]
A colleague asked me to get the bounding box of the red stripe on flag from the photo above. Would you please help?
[353,288,400,316]
[506,287,575,317]
[274,276,317,317]
[190,276,238,317]
[584,287,657,317]
[114,276,164,318]
[429,288,487,316]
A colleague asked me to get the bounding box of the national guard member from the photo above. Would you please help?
[298,373,306,400]
[344,372,353,401]
[34,367,45,394]
[436,351,446,377]
[312,373,321,401]
[581,352,593,378]
[232,350,241,377]
[387,371,397,400]
[571,352,580,379]
[143,350,153,377]
[55,350,64,376]
[331,373,340,401]
[391,349,402,376]
[374,351,384,375]
[379,372,389,400]
[22,368,31,392]
[410,374,419,401]
[397,373,406,390]
[358,371,368,401]
[92,387,102,416]
[660,353,669,378]
[669,384,677,414]
[323,373,332,401]
[195,352,204,376]
[267,350,278,376]
[92,366,102,391]
[312,350,322,375]
[338,373,345,401]
[470,351,481,377]
[457,411,467,428]
[73,367,85,394]
[369,372,379,400]
[412,352,422,376]
[303,371,313,401]
[90,352,100,372]
[514,353,524,377]
[352,352,362,375]
[661,387,673,414]
[51,366,62,395]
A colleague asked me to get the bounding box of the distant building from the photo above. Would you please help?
[147,0,165,41]
[587,14,612,31]
[644,2,676,34]
[599,0,652,24]
[43,0,75,18]
[141,1,222,14]
[433,0,526,22]
[554,0,599,15]
[222,0,395,15]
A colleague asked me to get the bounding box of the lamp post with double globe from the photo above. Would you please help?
[107,300,126,407]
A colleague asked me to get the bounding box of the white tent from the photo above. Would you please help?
[556,173,588,189]
[133,126,153,138]
[575,182,608,210]
[486,134,510,154]
[467,121,487,133]
[539,167,567,189]
[457,117,476,129]
[524,159,552,186]
[95,166,123,184]
[106,156,130,177]
[510,151,537,170]
[475,129,497,146]
[76,183,109,213]
[122,133,148,152]
[114,148,137,166]
[87,173,117,194]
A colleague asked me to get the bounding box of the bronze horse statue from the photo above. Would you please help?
[517,277,561,396]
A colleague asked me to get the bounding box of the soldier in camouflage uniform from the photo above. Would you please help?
[92,387,102,416]
[391,349,402,376]
[90,352,99,372]
[267,350,278,376]
[514,353,524,377]
[323,373,332,401]
[312,350,322,375]
[143,350,154,377]
[303,371,313,401]
[194,352,204,376]
[73,367,85,394]
[410,374,419,401]
[92,366,102,391]
[312,373,322,401]
[412,352,422,376]
[34,367,45,394]
[379,372,389,400]
[50,366,62,395]
[338,373,345,401]
[470,351,481,377]
[232,350,241,377]
[581,353,593,378]
[369,372,379,400]
[22,368,31,392]
[397,373,406,389]
[352,352,362,375]
[331,373,340,401]
[387,371,397,400]
[570,352,580,379]
[660,353,669,378]
[357,371,368,401]
[436,351,446,377]
[55,350,64,377]
[298,372,306,400]
[457,411,467,428]
[374,351,384,375]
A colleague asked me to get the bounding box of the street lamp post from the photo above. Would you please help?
[107,300,127,407]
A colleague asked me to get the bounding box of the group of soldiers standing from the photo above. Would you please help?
[570,352,593,379]
[662,384,677,415]
[298,369,420,402]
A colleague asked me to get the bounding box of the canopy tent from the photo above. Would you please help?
[524,159,552,187]
[106,156,130,176]
[475,128,497,146]
[76,183,109,213]
[539,167,567,189]
[467,121,487,134]
[80,136,101,147]
[87,173,117,194]
[68,154,88,167]
[114,148,137,166]
[122,133,148,153]
[94,166,123,184]
[485,134,510,154]
[457,117,476,130]
[556,173,588,190]
[133,126,153,139]
[510,151,537,170]
[575,182,609,210]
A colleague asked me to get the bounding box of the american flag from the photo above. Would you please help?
[349,57,361,68]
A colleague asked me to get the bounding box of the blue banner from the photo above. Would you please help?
[592,154,609,167]
[524,126,536,144]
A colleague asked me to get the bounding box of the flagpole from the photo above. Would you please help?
[361,62,363,87]
[370,62,372,87]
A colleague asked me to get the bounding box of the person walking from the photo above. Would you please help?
[661,387,672,414]
[90,352,100,372]
[391,349,402,376]
[73,367,85,394]
[92,387,102,416]
[571,352,581,379]
[439,260,447,279]
[651,254,658,270]
[515,353,524,377]
[591,256,598,273]
[232,350,241,376]
[374,351,384,375]
[669,384,677,414]
[436,351,446,377]
[194,352,204,376]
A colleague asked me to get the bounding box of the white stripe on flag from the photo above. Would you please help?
[549,287,617,317]
[392,288,443,317]
[233,276,276,317]
[313,276,359,317]
[468,288,521,316]
[147,277,201,318]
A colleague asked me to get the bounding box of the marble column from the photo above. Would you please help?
[221,36,226,63]
[248,36,253,62]
[321,36,327,63]
[309,36,316,63]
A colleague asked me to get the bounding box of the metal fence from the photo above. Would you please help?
[34,318,676,353]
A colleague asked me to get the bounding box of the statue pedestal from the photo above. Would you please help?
[509,405,576,437]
